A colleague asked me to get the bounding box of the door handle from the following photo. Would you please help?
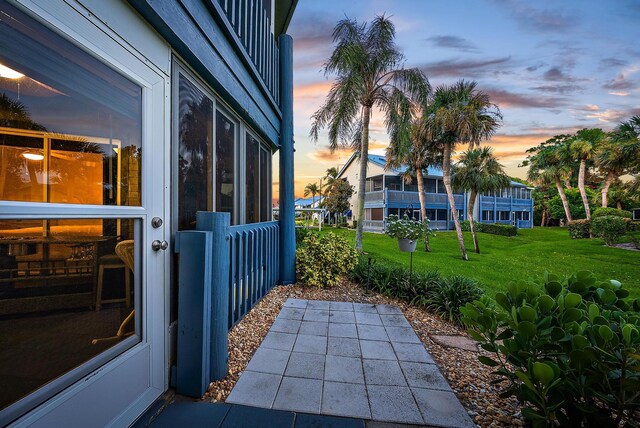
[151,240,168,251]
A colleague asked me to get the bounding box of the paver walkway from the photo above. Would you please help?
[226,299,474,427]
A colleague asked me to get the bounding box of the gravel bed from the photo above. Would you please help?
[202,280,524,427]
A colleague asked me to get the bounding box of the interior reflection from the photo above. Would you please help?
[0,1,142,416]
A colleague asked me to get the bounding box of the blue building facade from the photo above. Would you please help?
[337,154,534,232]
[0,0,296,426]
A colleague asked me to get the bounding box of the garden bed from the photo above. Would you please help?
[203,280,524,427]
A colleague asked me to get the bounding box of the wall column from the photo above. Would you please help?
[278,34,295,284]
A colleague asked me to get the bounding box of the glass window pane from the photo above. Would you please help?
[259,147,269,222]
[177,75,213,231]
[0,3,142,206]
[245,133,259,224]
[216,111,235,222]
[0,218,139,412]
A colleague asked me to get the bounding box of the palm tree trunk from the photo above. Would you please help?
[540,208,546,227]
[601,171,614,208]
[577,159,591,220]
[416,170,430,252]
[355,106,371,251]
[616,200,622,210]
[467,189,480,253]
[554,177,573,223]
[442,144,468,260]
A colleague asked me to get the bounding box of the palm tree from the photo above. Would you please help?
[452,147,510,253]
[323,167,340,195]
[422,80,502,261]
[598,117,640,207]
[524,136,574,223]
[310,15,430,250]
[303,183,321,207]
[569,128,604,219]
[386,107,441,252]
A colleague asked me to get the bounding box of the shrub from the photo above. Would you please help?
[461,272,640,426]
[567,219,591,239]
[623,218,638,232]
[296,232,357,287]
[460,220,483,232]
[349,256,478,325]
[425,275,482,324]
[592,207,632,218]
[592,215,627,246]
[351,220,357,229]
[384,214,425,240]
[480,223,517,236]
[295,227,315,246]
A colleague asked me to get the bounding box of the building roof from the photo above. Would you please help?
[275,0,298,36]
[295,196,322,207]
[339,153,530,188]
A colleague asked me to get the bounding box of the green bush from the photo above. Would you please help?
[461,272,640,426]
[426,275,482,324]
[623,218,638,232]
[460,220,483,232]
[481,223,517,236]
[592,207,632,218]
[567,219,591,239]
[592,215,627,246]
[349,256,478,325]
[295,227,315,246]
[296,232,357,288]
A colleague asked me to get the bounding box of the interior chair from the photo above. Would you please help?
[95,240,131,311]
[92,240,135,345]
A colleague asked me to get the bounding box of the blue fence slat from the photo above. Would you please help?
[176,231,212,397]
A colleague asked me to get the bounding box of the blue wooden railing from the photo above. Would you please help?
[228,220,280,327]
[175,211,280,397]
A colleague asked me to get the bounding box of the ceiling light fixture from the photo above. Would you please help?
[0,63,24,79]
[22,152,44,161]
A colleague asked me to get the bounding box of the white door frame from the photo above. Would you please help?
[2,1,170,426]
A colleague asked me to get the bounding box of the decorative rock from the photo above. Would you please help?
[430,334,479,352]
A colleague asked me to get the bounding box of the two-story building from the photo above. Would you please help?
[0,0,297,426]
[337,153,534,232]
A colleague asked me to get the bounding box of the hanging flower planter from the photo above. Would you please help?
[397,238,417,253]
[384,214,425,253]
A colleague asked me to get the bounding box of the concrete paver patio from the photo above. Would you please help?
[226,299,474,427]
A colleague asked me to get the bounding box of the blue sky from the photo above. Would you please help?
[281,0,640,196]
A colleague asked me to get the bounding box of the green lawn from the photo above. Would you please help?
[319,227,640,298]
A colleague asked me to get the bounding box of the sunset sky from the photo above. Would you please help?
[275,0,640,198]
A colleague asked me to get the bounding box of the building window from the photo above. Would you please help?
[498,211,510,221]
[426,209,436,221]
[246,132,271,224]
[482,210,494,221]
[436,179,447,194]
[215,110,236,222]
[177,74,213,230]
[436,209,448,221]
[425,179,436,193]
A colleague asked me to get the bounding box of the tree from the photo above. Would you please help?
[422,80,502,261]
[524,136,574,223]
[452,147,510,253]
[386,106,441,252]
[323,167,340,196]
[303,183,321,207]
[310,15,430,250]
[597,116,640,207]
[324,179,353,222]
[569,128,605,219]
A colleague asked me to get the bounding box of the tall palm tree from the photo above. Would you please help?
[598,116,640,207]
[386,107,441,252]
[310,15,430,250]
[422,80,502,261]
[524,136,574,223]
[569,128,604,219]
[452,147,510,254]
[323,166,340,195]
[303,183,321,208]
